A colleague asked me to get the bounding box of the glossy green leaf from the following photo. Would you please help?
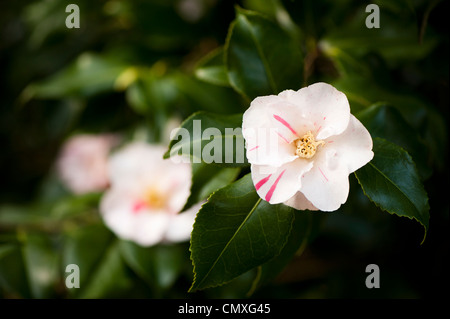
[194,47,230,87]
[357,103,432,179]
[225,7,303,101]
[355,138,430,243]
[243,0,300,37]
[186,163,241,208]
[164,111,248,167]
[189,174,295,291]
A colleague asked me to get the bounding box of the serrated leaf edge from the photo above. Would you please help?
[354,138,430,244]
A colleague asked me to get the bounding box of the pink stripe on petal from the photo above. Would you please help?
[132,201,147,214]
[255,174,272,191]
[273,115,298,135]
[265,169,286,202]
[318,167,329,182]
[276,131,289,143]
[248,145,260,152]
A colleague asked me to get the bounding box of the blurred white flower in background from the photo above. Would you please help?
[176,0,211,23]
[100,142,200,246]
[56,133,120,194]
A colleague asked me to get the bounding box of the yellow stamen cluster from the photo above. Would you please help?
[145,188,167,209]
[295,131,325,159]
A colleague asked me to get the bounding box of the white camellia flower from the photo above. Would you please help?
[100,142,200,246]
[242,82,374,212]
[57,134,119,194]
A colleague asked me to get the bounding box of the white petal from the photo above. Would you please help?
[293,113,372,212]
[100,188,136,238]
[323,114,374,173]
[132,213,171,247]
[108,142,169,184]
[107,142,153,184]
[100,187,170,246]
[164,201,203,243]
[283,191,318,211]
[164,175,192,215]
[56,134,118,194]
[251,158,313,204]
[279,83,350,140]
[107,142,192,214]
[297,137,355,212]
[155,161,192,214]
[243,95,304,167]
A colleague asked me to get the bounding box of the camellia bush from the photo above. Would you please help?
[0,0,448,299]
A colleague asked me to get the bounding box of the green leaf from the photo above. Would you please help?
[0,194,100,229]
[189,174,295,291]
[355,138,430,243]
[172,72,244,115]
[194,47,230,87]
[225,7,303,101]
[164,111,248,167]
[0,205,53,226]
[22,234,60,298]
[125,66,178,116]
[125,68,179,141]
[77,240,134,299]
[253,211,323,289]
[119,241,186,292]
[243,0,301,37]
[331,73,432,122]
[62,223,115,297]
[186,163,241,208]
[357,103,432,180]
[321,4,438,66]
[22,52,128,101]
[50,193,102,219]
[0,245,31,298]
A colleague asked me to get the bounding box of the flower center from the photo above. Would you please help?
[132,186,172,214]
[295,131,325,159]
[145,187,167,209]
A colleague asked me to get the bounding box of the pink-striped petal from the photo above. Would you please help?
[242,95,306,167]
[251,158,313,204]
[273,114,298,136]
[265,169,286,202]
[299,114,373,211]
